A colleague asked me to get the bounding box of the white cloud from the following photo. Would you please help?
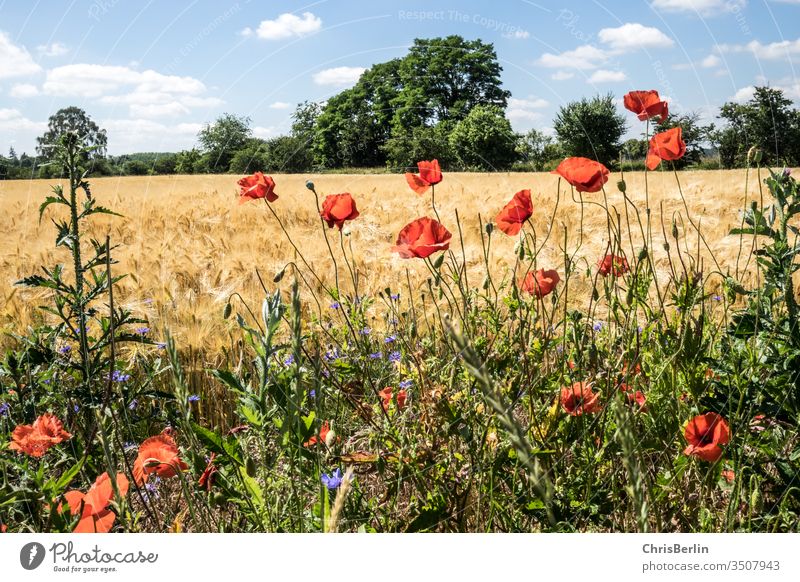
[651,0,746,15]
[37,42,68,57]
[269,101,291,109]
[509,97,549,109]
[0,31,41,79]
[598,23,674,51]
[9,83,39,98]
[312,66,365,86]
[537,44,608,70]
[101,119,202,154]
[732,86,756,102]
[0,108,46,135]
[588,69,628,83]
[701,54,722,68]
[253,126,277,139]
[507,97,549,123]
[244,12,322,40]
[42,64,222,118]
[718,38,800,60]
[551,71,574,81]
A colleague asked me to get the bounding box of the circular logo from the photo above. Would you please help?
[20,542,46,570]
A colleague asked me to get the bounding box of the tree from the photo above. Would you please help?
[198,113,252,172]
[448,105,518,170]
[516,129,561,171]
[382,123,454,171]
[553,94,626,167]
[654,112,714,169]
[36,107,107,161]
[291,101,323,144]
[712,87,800,168]
[8,146,17,162]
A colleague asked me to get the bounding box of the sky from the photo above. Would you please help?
[0,0,798,155]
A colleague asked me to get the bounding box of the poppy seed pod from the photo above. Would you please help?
[273,266,286,283]
[485,222,494,235]
[223,302,232,319]
[305,180,315,191]
[617,179,627,193]
[245,457,256,477]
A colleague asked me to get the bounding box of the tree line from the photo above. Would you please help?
[2,36,799,180]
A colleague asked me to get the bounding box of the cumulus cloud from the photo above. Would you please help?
[717,38,800,60]
[37,42,68,57]
[0,31,41,79]
[312,66,365,86]
[537,45,608,70]
[588,69,628,83]
[9,83,40,98]
[551,71,575,81]
[651,0,746,15]
[507,97,549,123]
[42,64,222,118]
[598,23,674,51]
[101,119,202,153]
[269,101,291,109]
[732,86,756,102]
[243,12,322,40]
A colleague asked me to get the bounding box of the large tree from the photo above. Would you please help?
[553,94,626,167]
[36,106,107,161]
[198,113,252,172]
[712,87,800,168]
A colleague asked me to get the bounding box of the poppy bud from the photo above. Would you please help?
[245,457,256,477]
[223,302,232,319]
[626,285,634,307]
[671,221,679,240]
[485,222,494,235]
[433,253,445,269]
[747,147,762,165]
[273,266,286,283]
[324,427,337,447]
[482,275,490,290]
[638,247,648,262]
[617,179,627,193]
[518,243,525,260]
[305,180,315,191]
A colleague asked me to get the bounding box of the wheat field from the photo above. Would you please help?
[0,169,776,354]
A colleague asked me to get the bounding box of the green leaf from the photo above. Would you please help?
[54,457,86,491]
[39,196,68,222]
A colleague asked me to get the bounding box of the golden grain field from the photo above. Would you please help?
[0,169,778,355]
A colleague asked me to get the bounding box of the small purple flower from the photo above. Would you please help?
[143,477,161,500]
[782,167,791,178]
[73,404,80,413]
[359,327,371,336]
[128,399,138,410]
[123,441,137,452]
[58,345,71,355]
[389,318,399,326]
[283,354,295,366]
[399,379,413,389]
[109,370,131,383]
[330,302,340,310]
[712,295,722,301]
[156,342,167,350]
[135,327,150,335]
[309,389,316,398]
[384,335,396,344]
[43,379,51,385]
[188,394,200,403]
[321,468,344,490]
[143,298,154,305]
[593,322,603,332]
[637,326,643,333]
[0,402,10,417]
[388,351,401,363]
[390,293,400,301]
[369,351,383,359]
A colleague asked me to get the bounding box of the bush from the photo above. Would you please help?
[383,123,454,171]
[554,94,626,167]
[448,105,518,170]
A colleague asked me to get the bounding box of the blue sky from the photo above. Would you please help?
[0,0,798,154]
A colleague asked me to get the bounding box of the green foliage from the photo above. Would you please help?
[36,107,107,164]
[553,93,626,167]
[198,113,252,172]
[448,105,518,170]
[382,123,454,171]
[515,128,561,171]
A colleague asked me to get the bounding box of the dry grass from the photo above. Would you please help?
[0,169,779,355]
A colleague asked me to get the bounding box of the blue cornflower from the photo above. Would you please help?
[73,404,80,413]
[399,379,413,390]
[359,327,371,336]
[135,327,150,335]
[369,352,383,359]
[384,335,396,344]
[0,402,10,417]
[284,354,295,366]
[143,477,161,500]
[43,379,51,385]
[128,399,138,410]
[188,394,200,403]
[58,345,71,355]
[593,322,603,332]
[388,351,401,363]
[712,295,722,301]
[309,389,316,398]
[110,370,131,383]
[390,293,400,301]
[330,302,340,310]
[156,342,167,350]
[321,468,344,490]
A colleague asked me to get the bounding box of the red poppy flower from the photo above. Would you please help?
[722,469,735,483]
[9,413,72,457]
[622,362,643,378]
[623,90,669,122]
[560,382,601,416]
[0,523,6,533]
[397,389,407,410]
[495,189,533,236]
[303,420,334,448]
[392,217,452,259]
[620,384,647,410]
[61,472,129,533]
[646,127,686,170]
[551,157,610,193]
[598,254,630,277]
[405,159,442,195]
[320,193,360,230]
[521,268,560,298]
[683,412,730,462]
[238,172,278,204]
[378,387,393,412]
[133,432,189,485]
[198,453,218,492]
